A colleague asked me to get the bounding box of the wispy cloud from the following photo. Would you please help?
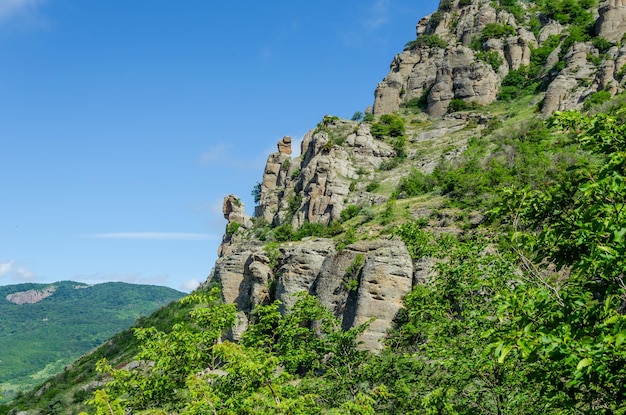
[88,232,217,240]
[0,0,47,26]
[0,259,36,281]
[200,143,231,164]
[362,0,390,30]
[180,278,201,293]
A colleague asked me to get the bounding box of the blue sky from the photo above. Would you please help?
[0,0,439,292]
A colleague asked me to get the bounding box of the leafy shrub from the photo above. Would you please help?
[592,36,613,53]
[498,65,539,100]
[447,98,480,113]
[340,205,362,222]
[459,0,472,6]
[397,169,436,196]
[530,35,560,68]
[226,222,241,236]
[362,113,374,122]
[476,50,504,70]
[481,23,515,42]
[351,111,363,121]
[371,114,406,138]
[343,254,365,291]
[366,181,380,192]
[405,34,448,50]
[582,90,611,110]
[539,0,595,26]
[290,168,301,180]
[379,158,401,171]
[252,182,262,204]
[273,223,294,242]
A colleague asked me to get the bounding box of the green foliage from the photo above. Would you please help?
[362,113,374,122]
[529,34,560,68]
[263,242,280,270]
[343,254,365,291]
[498,65,541,101]
[481,23,515,42]
[90,292,372,414]
[404,34,448,51]
[365,181,380,192]
[537,0,597,26]
[459,0,472,6]
[582,90,612,110]
[0,282,183,402]
[340,205,362,222]
[252,182,262,204]
[225,221,241,236]
[370,114,406,139]
[489,109,626,413]
[397,168,435,197]
[351,111,364,121]
[592,36,614,53]
[476,50,504,70]
[447,98,480,113]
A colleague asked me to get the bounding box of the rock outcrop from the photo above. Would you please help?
[374,0,626,117]
[208,236,413,350]
[205,0,626,352]
[5,286,57,304]
[596,0,626,43]
[257,119,395,228]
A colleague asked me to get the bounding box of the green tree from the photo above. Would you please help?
[493,110,626,413]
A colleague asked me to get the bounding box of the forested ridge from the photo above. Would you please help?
[4,0,626,413]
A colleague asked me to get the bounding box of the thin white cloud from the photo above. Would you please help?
[200,143,231,164]
[0,260,15,277]
[0,0,46,25]
[88,232,217,240]
[180,278,201,293]
[0,259,36,282]
[363,0,390,30]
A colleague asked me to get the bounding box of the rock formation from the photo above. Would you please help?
[374,0,626,117]
[206,0,626,351]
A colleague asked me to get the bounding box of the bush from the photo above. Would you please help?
[592,36,613,54]
[372,114,406,138]
[397,169,436,197]
[582,90,611,110]
[340,205,362,222]
[498,65,539,100]
[405,34,448,50]
[459,0,472,6]
[366,181,380,192]
[351,111,363,121]
[448,99,480,113]
[252,182,262,204]
[476,50,504,70]
[481,23,515,42]
[226,222,241,236]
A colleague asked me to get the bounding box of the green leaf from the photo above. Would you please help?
[616,331,626,348]
[576,357,593,371]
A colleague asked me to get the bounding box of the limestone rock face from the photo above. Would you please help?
[256,120,395,228]
[346,240,413,351]
[374,0,626,117]
[275,239,335,312]
[596,0,626,43]
[206,236,414,350]
[218,195,253,257]
[277,136,292,155]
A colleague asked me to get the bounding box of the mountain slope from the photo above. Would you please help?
[0,281,184,401]
[4,1,626,413]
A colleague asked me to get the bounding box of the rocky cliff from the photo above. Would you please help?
[374,0,626,117]
[205,0,626,351]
